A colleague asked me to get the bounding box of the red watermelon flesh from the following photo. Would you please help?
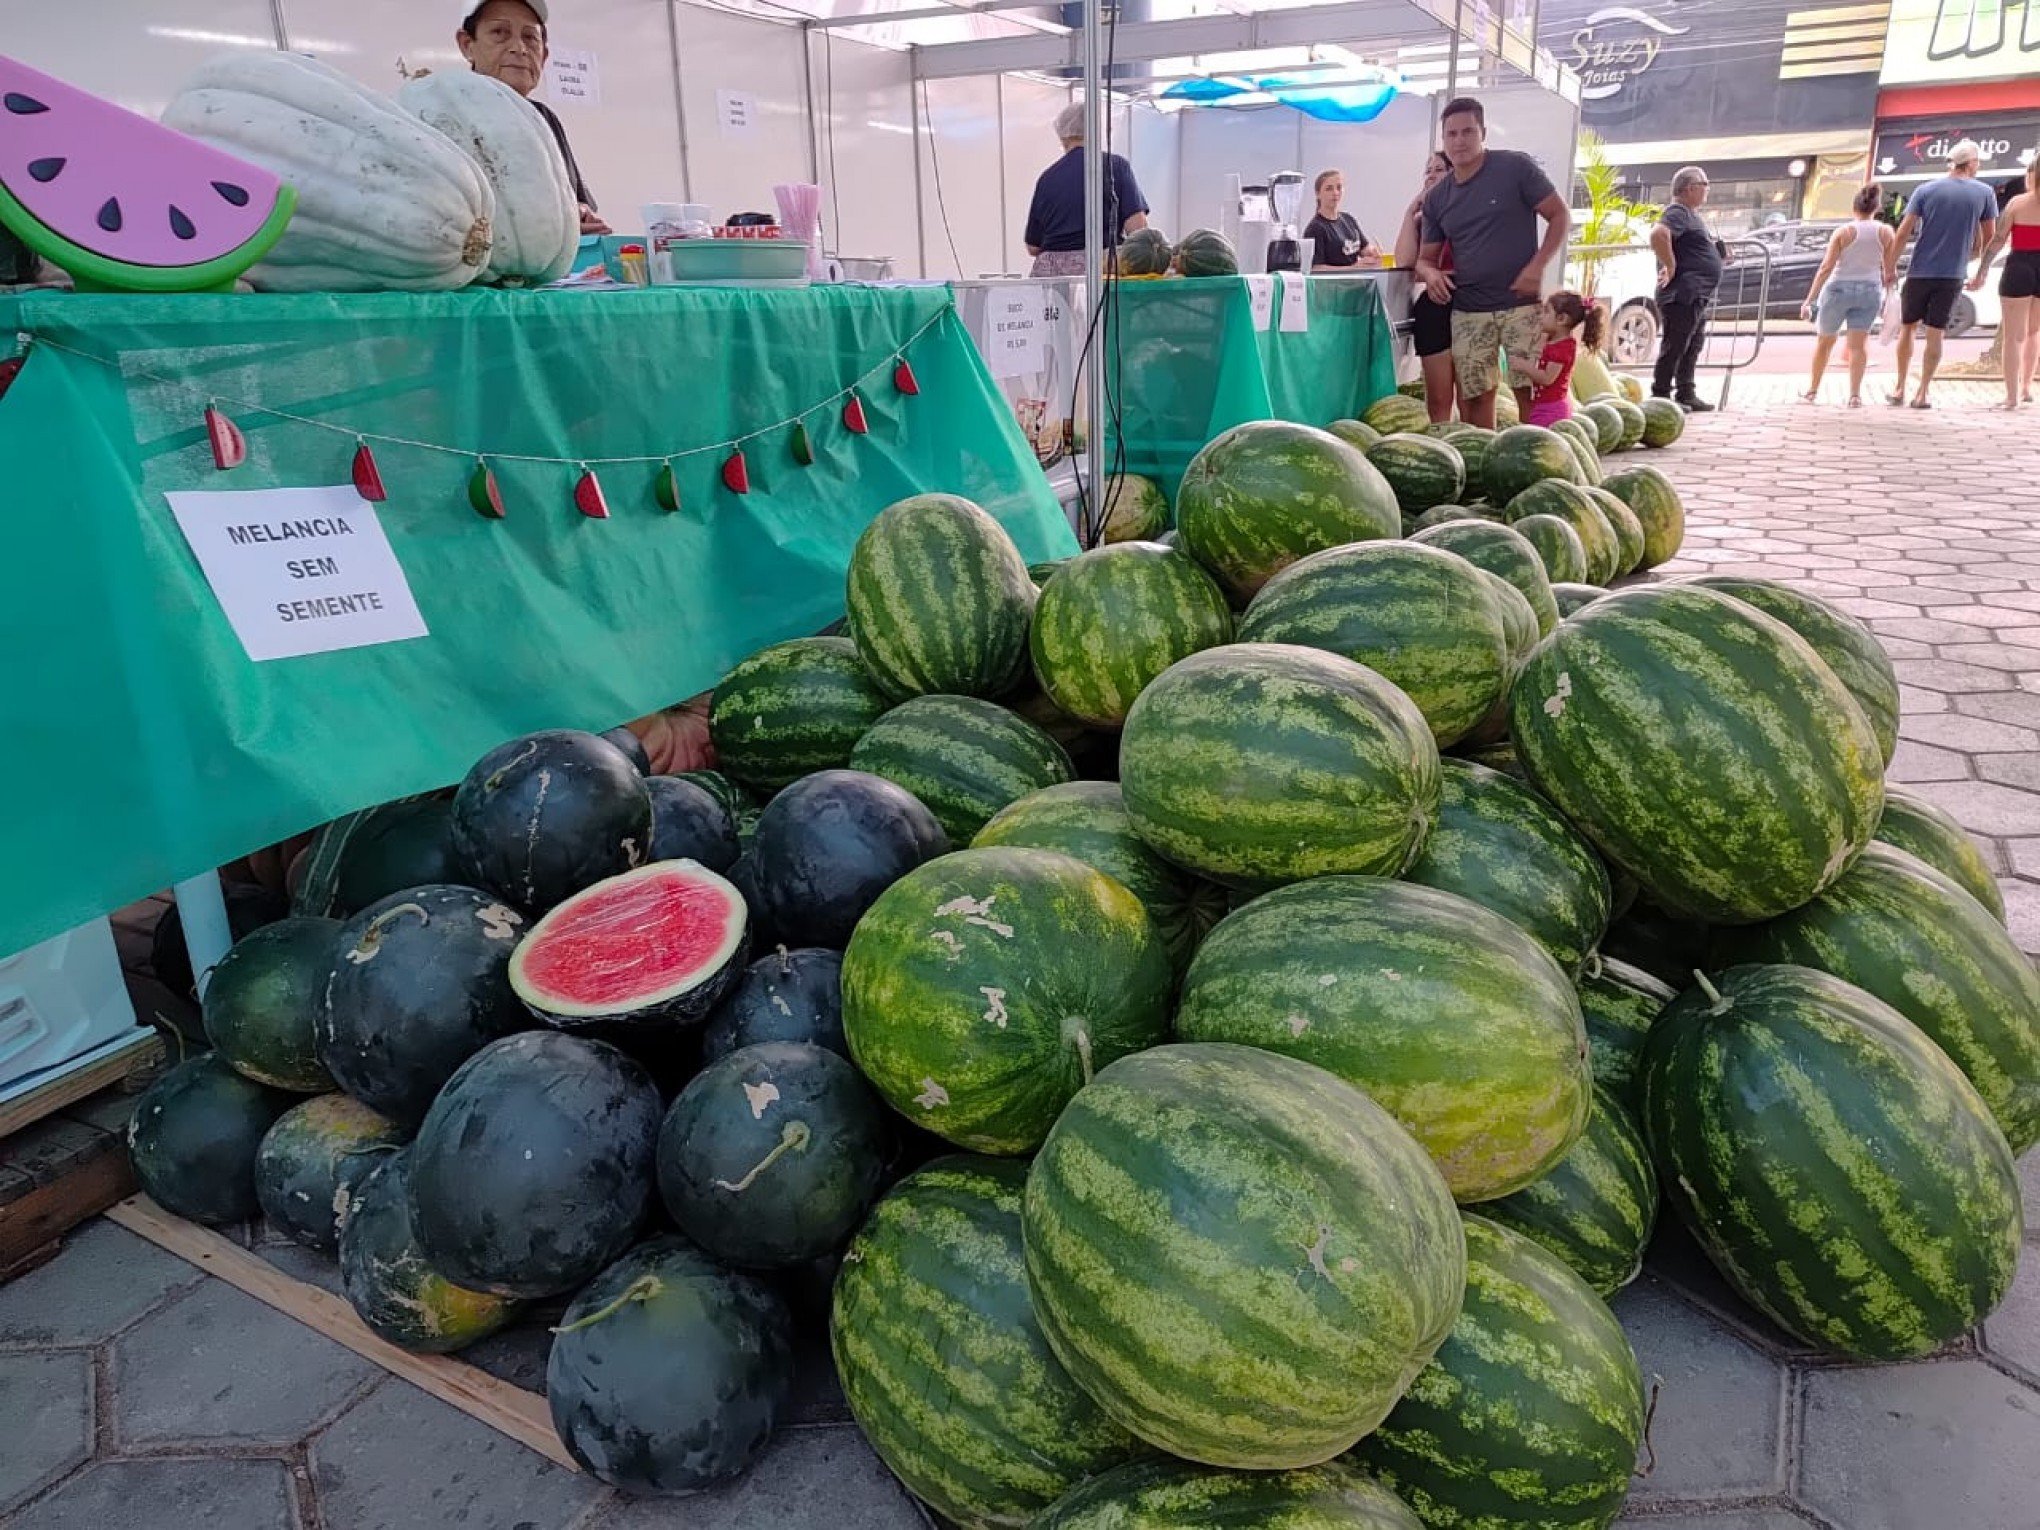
[0,55,286,268]
[509,861,750,1031]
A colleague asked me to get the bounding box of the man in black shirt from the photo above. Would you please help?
[1649,166,1725,410]
[457,0,610,235]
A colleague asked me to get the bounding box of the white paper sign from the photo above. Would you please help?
[546,47,601,108]
[1279,272,1310,333]
[717,90,759,139]
[983,286,1048,379]
[165,485,429,662]
[1244,275,1276,333]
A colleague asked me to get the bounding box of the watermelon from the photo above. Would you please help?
[1876,783,2004,920]
[1482,1087,1657,1296]
[707,636,891,794]
[1401,759,1612,977]
[1478,568,1539,664]
[600,726,651,773]
[1583,486,1646,575]
[1119,644,1441,888]
[1611,397,1647,450]
[848,695,1073,844]
[330,798,459,917]
[0,56,295,293]
[1237,542,1512,748]
[1022,1043,1466,1468]
[1407,505,1475,531]
[451,729,651,911]
[973,781,1226,972]
[1600,465,1685,569]
[1175,422,1400,602]
[1435,425,1493,494]
[546,1237,794,1494]
[845,494,1038,701]
[1552,418,1604,482]
[1028,543,1234,728]
[656,1041,888,1269]
[1571,348,1619,404]
[1362,393,1433,437]
[1505,479,1620,585]
[508,860,749,1031]
[1482,424,1582,502]
[749,769,949,949]
[1033,1459,1421,1530]
[1583,400,1625,454]
[126,1054,291,1225]
[1577,957,1676,1109]
[1552,580,1608,615]
[1617,374,1646,404]
[1640,395,1686,446]
[1353,1216,1645,1530]
[1099,473,1171,542]
[1512,514,1590,585]
[1408,519,1560,636]
[643,775,740,870]
[1493,389,1522,427]
[253,1093,407,1254]
[1175,877,1590,1201]
[841,847,1172,1154]
[337,1151,517,1354]
[407,1030,662,1297]
[676,769,749,822]
[830,1156,1140,1528]
[1174,228,1238,276]
[1715,842,2040,1154]
[318,885,530,1128]
[1117,228,1173,277]
[700,946,845,1062]
[1366,433,1466,517]
[1640,963,2021,1359]
[1686,575,1900,764]
[203,916,340,1092]
[1508,585,1885,924]
[1029,559,1070,588]
[1326,417,1383,451]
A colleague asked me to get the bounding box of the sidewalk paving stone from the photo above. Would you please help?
[0,1351,92,1514]
[590,1426,928,1530]
[0,1220,200,1346]
[10,1458,300,1530]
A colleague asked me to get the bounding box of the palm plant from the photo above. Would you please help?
[1572,130,1661,302]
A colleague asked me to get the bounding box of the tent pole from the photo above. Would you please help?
[1081,0,1105,526]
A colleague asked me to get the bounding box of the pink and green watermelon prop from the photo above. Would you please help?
[0,55,295,292]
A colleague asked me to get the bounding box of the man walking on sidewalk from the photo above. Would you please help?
[1886,139,1998,409]
[1650,166,1726,412]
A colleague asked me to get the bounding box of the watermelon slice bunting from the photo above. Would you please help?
[206,405,246,470]
[723,449,750,494]
[574,468,610,520]
[893,358,920,396]
[654,462,681,512]
[843,393,869,435]
[351,442,386,503]
[791,421,815,466]
[468,460,506,519]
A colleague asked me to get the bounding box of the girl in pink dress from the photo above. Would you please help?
[1522,290,1604,428]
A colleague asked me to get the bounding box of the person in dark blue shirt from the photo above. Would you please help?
[1023,102,1149,278]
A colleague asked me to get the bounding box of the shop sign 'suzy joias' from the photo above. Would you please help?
[1554,5,1689,104]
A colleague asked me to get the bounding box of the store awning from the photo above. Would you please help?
[1583,129,1868,166]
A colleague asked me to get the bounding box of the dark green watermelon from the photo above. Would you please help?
[750,770,950,949]
[127,1054,292,1225]
[203,916,341,1092]
[656,1041,889,1268]
[407,1031,662,1298]
[338,1151,518,1353]
[332,798,460,917]
[1577,957,1677,1110]
[1482,1086,1658,1297]
[600,726,652,774]
[1034,1458,1421,1529]
[151,882,288,1006]
[450,729,653,910]
[644,776,740,871]
[700,947,845,1062]
[254,1094,408,1253]
[547,1237,794,1495]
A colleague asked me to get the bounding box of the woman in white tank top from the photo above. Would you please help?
[1800,184,1897,406]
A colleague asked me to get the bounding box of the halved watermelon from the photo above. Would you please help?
[509,861,749,1030]
[0,56,295,292]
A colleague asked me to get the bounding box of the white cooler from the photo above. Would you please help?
[0,918,147,1102]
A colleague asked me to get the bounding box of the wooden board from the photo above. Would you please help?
[0,1029,164,1141]
[105,1194,577,1471]
[0,1146,135,1277]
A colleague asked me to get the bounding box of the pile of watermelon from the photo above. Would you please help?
[126,407,2036,1524]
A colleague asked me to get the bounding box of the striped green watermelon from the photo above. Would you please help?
[1029,559,1070,588]
[1175,422,1401,602]
[846,495,1039,700]
[1584,487,1646,576]
[1876,783,2004,921]
[1714,842,2040,1154]
[1480,570,1539,664]
[1176,877,1590,1201]
[841,847,1171,1154]
[1686,575,1900,765]
[1409,520,1560,636]
[973,782,1226,971]
[830,1156,1139,1527]
[1513,514,1591,585]
[1552,580,1609,616]
[1366,433,1466,518]
[1352,1215,1645,1529]
[1584,401,1625,454]
[1119,644,1441,889]
[1099,474,1170,543]
[1401,759,1612,978]
[1505,479,1620,585]
[1552,419,1604,486]
[1640,396,1686,446]
[1599,465,1684,569]
[1482,1086,1657,1297]
[1442,428,1493,498]
[1237,542,1513,748]
[1363,393,1433,436]
[1408,505,1478,532]
[1034,1458,1421,1529]
[1577,957,1676,1110]
[1640,963,2021,1359]
[1509,585,1885,924]
[1022,1043,1466,1468]
[1327,418,1383,451]
[1611,398,1647,451]
[708,637,892,794]
[1482,425,1584,502]
[1029,543,1233,728]
[847,695,1073,844]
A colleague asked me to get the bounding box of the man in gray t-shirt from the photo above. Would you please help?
[1415,97,1571,427]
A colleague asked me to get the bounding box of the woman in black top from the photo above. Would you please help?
[1394,150,1457,422]
[1305,171,1379,271]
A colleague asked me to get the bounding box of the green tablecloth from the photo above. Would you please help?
[0,284,1073,955]
[1104,275,1400,495]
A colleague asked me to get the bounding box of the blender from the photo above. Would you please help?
[1264,170,1305,274]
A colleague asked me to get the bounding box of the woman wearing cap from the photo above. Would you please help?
[456,0,610,234]
[1305,171,1380,272]
[1022,102,1149,279]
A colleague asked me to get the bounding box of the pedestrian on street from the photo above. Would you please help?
[1649,166,1725,412]
[1968,157,2040,411]
[1415,97,1571,429]
[1884,139,1998,409]
[1394,149,1457,422]
[1798,183,1894,408]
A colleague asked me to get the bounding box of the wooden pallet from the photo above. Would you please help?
[0,1028,164,1141]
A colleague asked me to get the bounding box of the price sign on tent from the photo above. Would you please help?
[717,90,760,139]
[164,485,429,662]
[545,47,601,108]
[982,286,1047,379]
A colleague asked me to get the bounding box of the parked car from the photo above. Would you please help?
[1565,211,1663,367]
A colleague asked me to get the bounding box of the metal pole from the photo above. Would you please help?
[1081,0,1105,515]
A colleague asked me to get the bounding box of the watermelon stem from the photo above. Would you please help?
[1691,970,1728,1015]
[550,1273,665,1334]
[1072,1024,1095,1086]
[352,900,428,960]
[712,1120,812,1193]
